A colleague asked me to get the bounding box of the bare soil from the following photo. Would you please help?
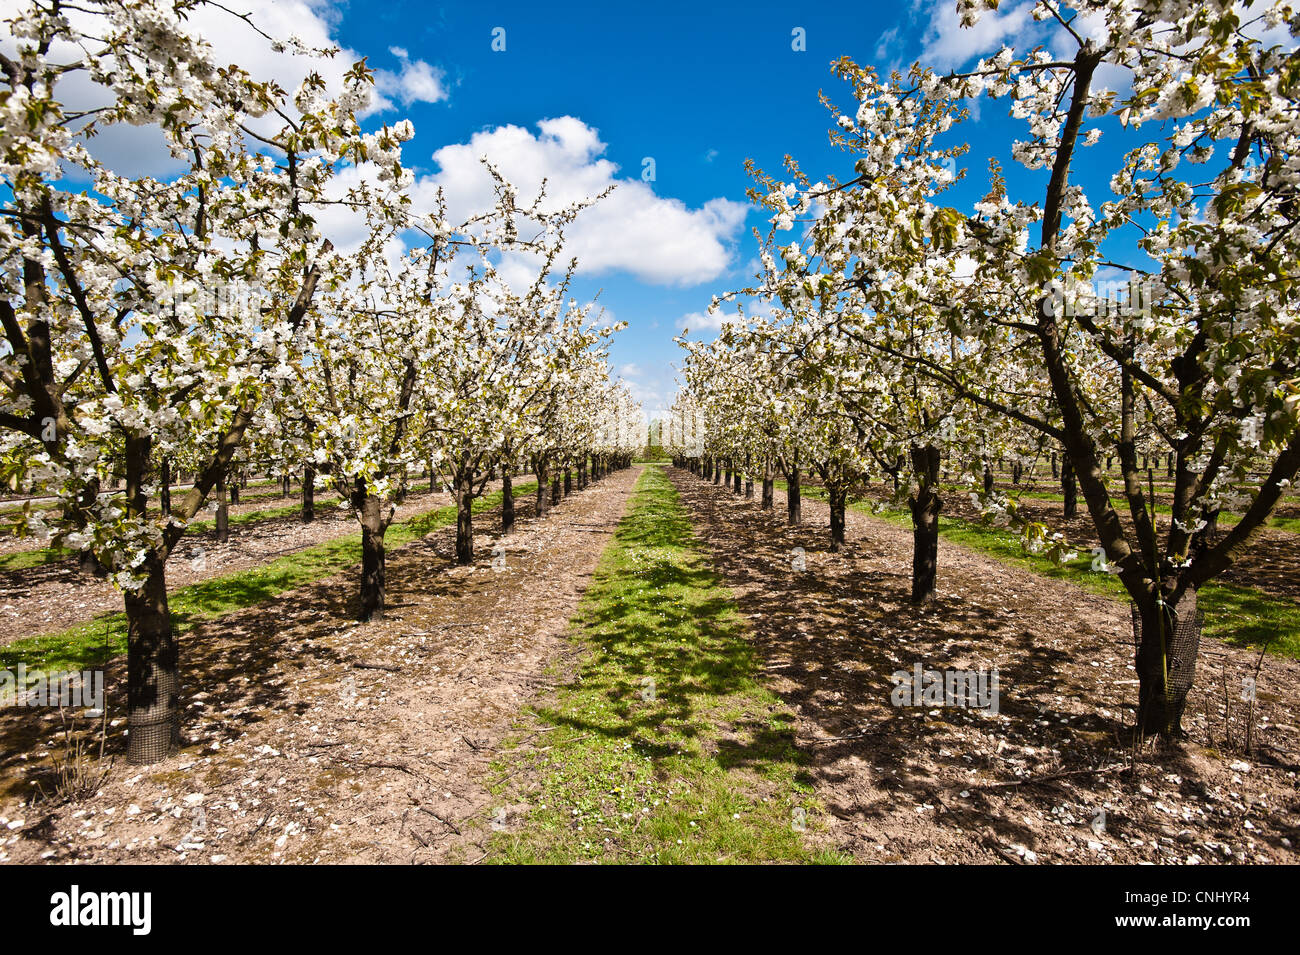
[671,468,1300,865]
[0,469,639,864]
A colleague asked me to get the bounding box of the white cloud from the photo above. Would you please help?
[918,0,1034,69]
[415,117,749,286]
[375,48,449,107]
[678,309,727,332]
[622,374,670,424]
[873,25,905,73]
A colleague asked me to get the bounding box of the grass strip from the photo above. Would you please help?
[488,465,845,864]
[0,483,534,674]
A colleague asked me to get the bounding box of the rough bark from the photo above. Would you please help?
[159,458,171,516]
[786,466,801,526]
[534,458,549,518]
[124,551,180,763]
[1134,585,1199,737]
[215,474,229,543]
[501,470,515,534]
[356,489,387,622]
[124,434,180,763]
[829,486,847,552]
[455,471,474,565]
[909,444,942,605]
[302,465,315,523]
[1062,456,1078,518]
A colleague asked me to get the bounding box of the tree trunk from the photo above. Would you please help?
[125,551,180,763]
[123,432,179,763]
[159,459,171,516]
[733,469,742,495]
[356,491,386,622]
[1134,585,1200,737]
[564,469,572,497]
[983,461,994,496]
[455,471,474,565]
[1062,456,1078,518]
[1051,451,1058,479]
[551,474,562,505]
[302,466,315,522]
[215,474,229,543]
[786,466,801,525]
[761,460,774,510]
[535,459,549,518]
[909,444,942,605]
[229,481,240,505]
[829,486,847,552]
[501,470,515,533]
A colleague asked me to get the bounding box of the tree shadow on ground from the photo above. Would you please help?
[668,467,1300,864]
[0,495,536,805]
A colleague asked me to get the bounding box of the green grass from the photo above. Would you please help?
[0,546,75,572]
[0,483,534,675]
[487,465,846,864]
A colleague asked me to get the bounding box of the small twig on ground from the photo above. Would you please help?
[416,805,462,835]
[339,759,421,777]
[965,764,1127,792]
[799,728,885,744]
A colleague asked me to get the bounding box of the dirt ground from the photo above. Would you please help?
[0,482,496,646]
[0,468,639,864]
[670,469,1300,865]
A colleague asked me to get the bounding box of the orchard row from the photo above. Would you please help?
[0,1,643,762]
[670,0,1300,743]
